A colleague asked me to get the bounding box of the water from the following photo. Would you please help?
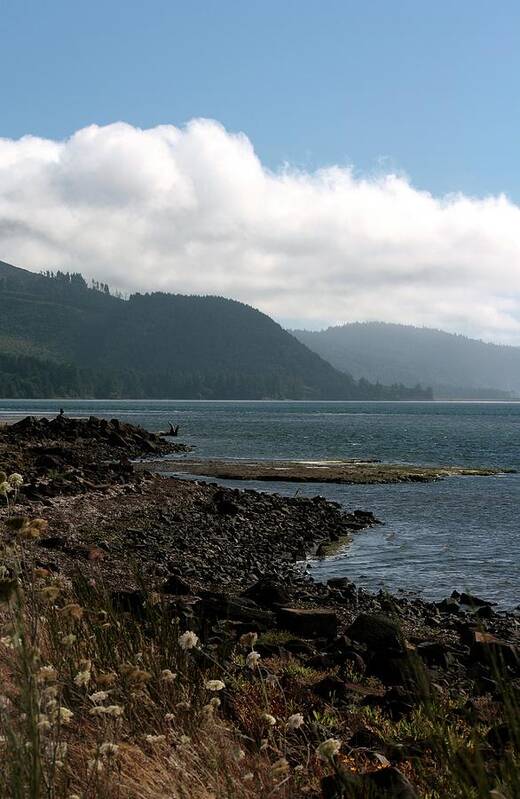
[1,399,519,607]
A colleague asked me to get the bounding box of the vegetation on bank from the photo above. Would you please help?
[0,472,519,798]
[0,261,432,400]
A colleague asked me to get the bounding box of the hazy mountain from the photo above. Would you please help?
[292,322,520,399]
[0,261,431,400]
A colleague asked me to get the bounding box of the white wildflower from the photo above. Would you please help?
[204,679,225,692]
[178,630,198,650]
[8,474,23,488]
[89,691,109,704]
[271,757,290,776]
[37,715,51,732]
[99,742,119,758]
[0,481,12,496]
[160,669,177,682]
[74,669,91,688]
[105,705,124,718]
[37,666,57,683]
[61,634,77,647]
[239,632,258,648]
[89,706,108,717]
[56,707,73,725]
[262,713,277,727]
[144,734,166,744]
[287,713,304,730]
[317,738,341,760]
[246,651,261,669]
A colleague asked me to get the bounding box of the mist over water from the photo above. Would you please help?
[1,399,519,607]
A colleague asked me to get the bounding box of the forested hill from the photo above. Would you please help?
[292,322,520,399]
[0,261,431,400]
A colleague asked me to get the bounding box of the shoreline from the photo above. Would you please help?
[1,414,519,795]
[139,456,513,484]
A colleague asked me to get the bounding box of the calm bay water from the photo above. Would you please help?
[1,399,519,607]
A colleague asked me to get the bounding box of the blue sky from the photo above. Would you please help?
[1,1,520,341]
[2,0,519,200]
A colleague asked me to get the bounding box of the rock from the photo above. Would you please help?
[312,675,351,703]
[38,536,67,550]
[470,631,519,669]
[347,613,405,654]
[486,722,513,751]
[242,576,290,607]
[321,768,361,799]
[436,597,462,615]
[416,641,454,669]
[197,593,276,630]
[277,607,338,639]
[110,589,147,617]
[321,766,418,798]
[459,592,494,607]
[213,490,240,515]
[474,604,495,619]
[368,652,431,696]
[327,577,354,591]
[161,574,192,595]
[364,767,418,798]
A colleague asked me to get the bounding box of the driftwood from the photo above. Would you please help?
[158,422,180,437]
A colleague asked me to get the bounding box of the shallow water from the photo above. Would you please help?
[1,399,519,607]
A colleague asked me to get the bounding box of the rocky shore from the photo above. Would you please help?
[144,456,512,484]
[1,415,519,798]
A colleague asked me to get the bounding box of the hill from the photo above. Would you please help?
[0,260,431,400]
[292,322,520,399]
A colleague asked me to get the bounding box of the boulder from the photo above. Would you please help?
[321,766,418,798]
[161,574,192,595]
[470,631,519,670]
[242,576,290,607]
[347,613,405,654]
[277,607,338,639]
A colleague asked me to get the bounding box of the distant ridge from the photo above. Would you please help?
[0,260,431,400]
[292,322,520,400]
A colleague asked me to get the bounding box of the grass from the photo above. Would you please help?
[0,485,519,798]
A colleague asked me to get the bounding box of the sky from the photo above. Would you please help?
[1,0,520,342]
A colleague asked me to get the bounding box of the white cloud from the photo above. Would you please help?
[1,119,519,343]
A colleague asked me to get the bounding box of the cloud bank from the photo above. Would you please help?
[1,119,519,343]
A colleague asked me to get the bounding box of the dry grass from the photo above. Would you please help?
[0,485,519,798]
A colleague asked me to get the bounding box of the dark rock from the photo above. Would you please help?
[213,490,240,515]
[277,607,338,639]
[197,593,275,630]
[364,767,418,798]
[313,675,351,703]
[242,576,290,607]
[368,652,431,696]
[470,631,519,670]
[321,765,418,798]
[459,592,494,607]
[474,604,495,619]
[38,536,67,550]
[110,589,147,617]
[327,577,354,591]
[347,613,405,654]
[161,574,192,595]
[284,638,316,657]
[416,641,454,669]
[486,722,513,751]
[436,597,462,615]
